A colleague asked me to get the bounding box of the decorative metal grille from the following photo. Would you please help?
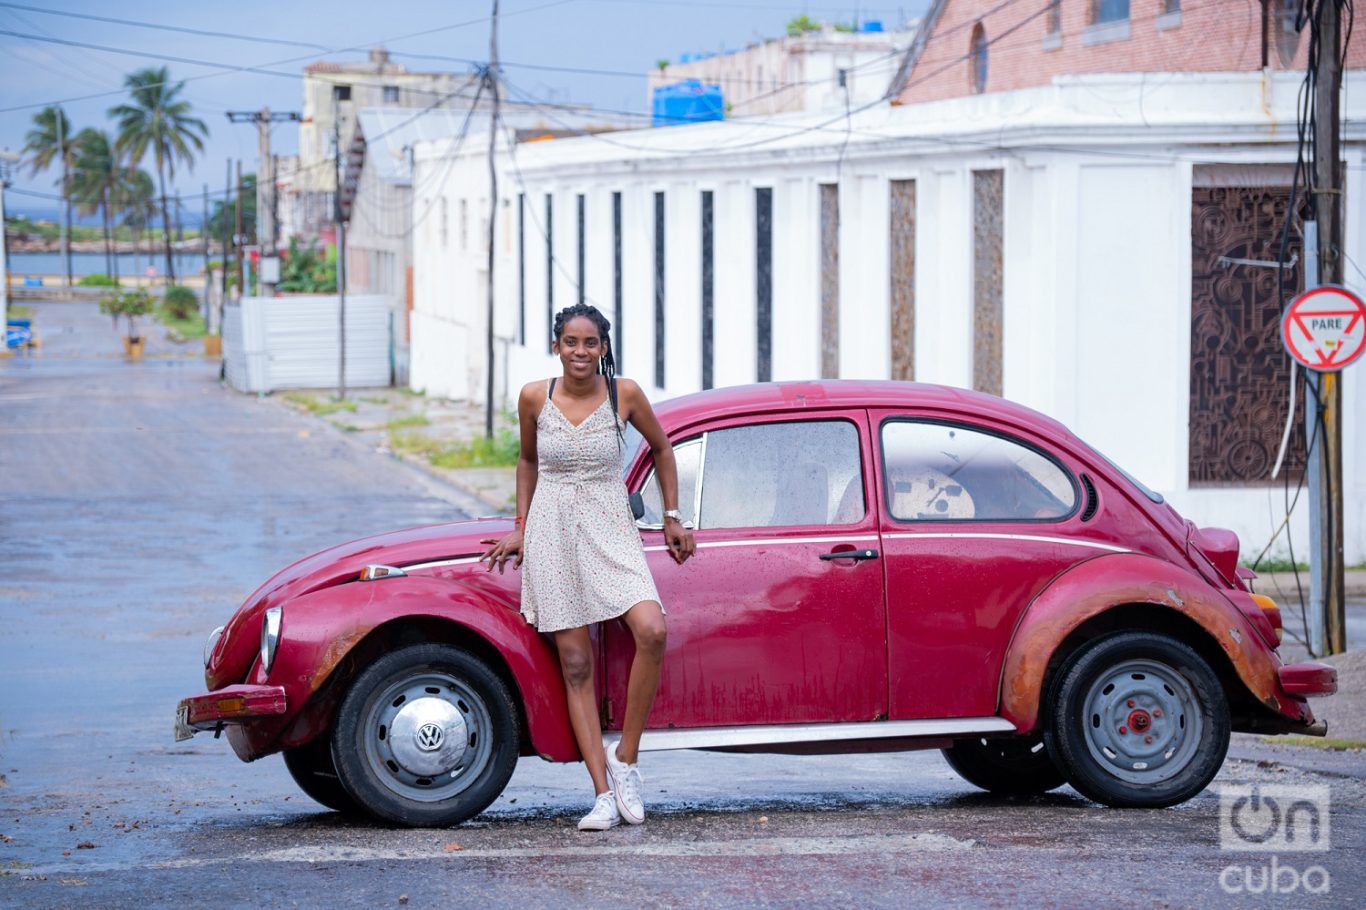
[972,170,1004,397]
[1188,184,1306,485]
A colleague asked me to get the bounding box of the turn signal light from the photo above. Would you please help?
[215,697,247,714]
[1250,593,1284,645]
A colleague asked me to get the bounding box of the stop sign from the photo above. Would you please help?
[1281,285,1366,372]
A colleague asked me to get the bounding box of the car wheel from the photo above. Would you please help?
[282,736,362,814]
[942,735,1066,796]
[1044,631,1230,808]
[331,643,520,827]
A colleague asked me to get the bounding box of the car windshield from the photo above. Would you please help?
[1094,447,1164,504]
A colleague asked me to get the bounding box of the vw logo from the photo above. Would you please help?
[415,722,445,752]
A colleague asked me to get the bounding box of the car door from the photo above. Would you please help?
[870,411,1099,720]
[601,411,888,730]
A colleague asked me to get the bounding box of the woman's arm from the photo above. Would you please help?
[620,379,696,565]
[480,382,540,572]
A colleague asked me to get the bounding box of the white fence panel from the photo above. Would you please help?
[223,294,391,393]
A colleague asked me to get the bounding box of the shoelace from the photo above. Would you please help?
[593,792,617,815]
[617,764,643,803]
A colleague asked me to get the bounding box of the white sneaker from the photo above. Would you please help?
[605,744,645,825]
[577,791,621,831]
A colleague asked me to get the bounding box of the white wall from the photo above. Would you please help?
[408,72,1366,562]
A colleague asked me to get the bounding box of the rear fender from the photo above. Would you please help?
[238,575,577,762]
[998,553,1312,733]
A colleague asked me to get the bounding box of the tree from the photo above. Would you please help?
[116,168,157,278]
[786,14,821,36]
[70,128,120,278]
[208,173,256,245]
[109,67,208,283]
[22,105,76,285]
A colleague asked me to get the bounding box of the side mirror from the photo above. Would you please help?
[629,491,645,521]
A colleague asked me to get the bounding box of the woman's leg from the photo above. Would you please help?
[615,600,667,764]
[552,626,610,795]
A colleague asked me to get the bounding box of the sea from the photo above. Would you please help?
[6,251,211,279]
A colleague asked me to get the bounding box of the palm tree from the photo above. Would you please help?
[109,67,208,283]
[70,128,120,278]
[117,169,157,281]
[22,105,76,286]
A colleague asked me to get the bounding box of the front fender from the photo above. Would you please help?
[232,575,577,762]
[998,553,1312,733]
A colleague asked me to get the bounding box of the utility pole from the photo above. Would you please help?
[219,158,230,329]
[201,184,210,323]
[1307,0,1347,655]
[234,160,245,295]
[227,108,300,295]
[1,151,16,327]
[334,85,351,400]
[485,0,501,439]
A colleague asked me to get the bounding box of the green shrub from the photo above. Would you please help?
[78,274,119,287]
[163,285,198,320]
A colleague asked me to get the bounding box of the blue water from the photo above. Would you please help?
[7,252,210,278]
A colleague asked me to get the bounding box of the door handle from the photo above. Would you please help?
[819,548,879,561]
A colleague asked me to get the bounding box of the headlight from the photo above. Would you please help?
[260,607,283,674]
[203,625,225,668]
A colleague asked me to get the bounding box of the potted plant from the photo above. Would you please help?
[99,288,155,360]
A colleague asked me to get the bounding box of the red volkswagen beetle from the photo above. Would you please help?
[177,381,1336,825]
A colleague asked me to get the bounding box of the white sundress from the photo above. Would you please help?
[520,379,662,633]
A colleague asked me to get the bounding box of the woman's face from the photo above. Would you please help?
[553,315,605,381]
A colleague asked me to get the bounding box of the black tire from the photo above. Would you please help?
[331,643,520,827]
[942,735,1066,796]
[1044,631,1230,808]
[282,736,362,814]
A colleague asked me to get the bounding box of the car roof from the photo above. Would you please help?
[652,380,1076,442]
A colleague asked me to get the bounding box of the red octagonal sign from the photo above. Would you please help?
[1281,285,1366,372]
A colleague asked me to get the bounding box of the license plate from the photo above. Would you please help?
[174,704,195,742]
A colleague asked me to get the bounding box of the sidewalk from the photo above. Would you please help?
[266,387,518,514]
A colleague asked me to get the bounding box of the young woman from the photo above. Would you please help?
[481,303,695,831]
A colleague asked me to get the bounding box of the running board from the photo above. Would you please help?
[606,717,1017,753]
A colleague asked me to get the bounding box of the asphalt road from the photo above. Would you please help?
[1,301,1363,909]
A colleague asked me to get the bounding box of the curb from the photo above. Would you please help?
[1255,571,1366,599]
[392,449,513,516]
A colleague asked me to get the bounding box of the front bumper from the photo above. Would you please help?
[1278,661,1338,698]
[174,684,288,741]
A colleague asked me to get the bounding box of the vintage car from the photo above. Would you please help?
[177,380,1336,826]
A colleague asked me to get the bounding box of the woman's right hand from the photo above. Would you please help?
[479,530,524,574]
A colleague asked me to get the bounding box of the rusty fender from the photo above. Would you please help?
[235,575,578,763]
[997,553,1307,733]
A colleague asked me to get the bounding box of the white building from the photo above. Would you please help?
[408,71,1366,564]
[648,22,917,116]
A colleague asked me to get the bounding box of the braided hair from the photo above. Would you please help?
[552,303,624,447]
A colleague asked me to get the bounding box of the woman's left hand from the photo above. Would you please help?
[664,519,695,565]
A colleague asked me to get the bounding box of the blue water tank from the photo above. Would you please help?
[862,20,885,32]
[652,80,724,127]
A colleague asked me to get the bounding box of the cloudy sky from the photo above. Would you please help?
[1,0,925,216]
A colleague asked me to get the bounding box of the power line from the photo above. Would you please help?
[0,2,330,51]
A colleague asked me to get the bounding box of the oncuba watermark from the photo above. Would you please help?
[1218,784,1331,896]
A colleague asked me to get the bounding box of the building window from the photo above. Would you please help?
[1277,0,1302,64]
[1045,0,1062,36]
[1092,0,1129,24]
[382,85,400,103]
[755,187,773,383]
[576,193,586,306]
[819,184,839,379]
[517,193,526,346]
[1163,0,1180,11]
[459,199,468,251]
[889,179,916,381]
[701,190,714,390]
[654,191,666,389]
[969,24,988,95]
[613,191,623,370]
[545,194,554,351]
[971,170,1004,397]
[439,197,448,248]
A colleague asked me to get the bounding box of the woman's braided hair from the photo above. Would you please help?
[552,303,623,447]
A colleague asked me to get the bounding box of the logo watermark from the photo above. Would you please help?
[1218,784,1331,895]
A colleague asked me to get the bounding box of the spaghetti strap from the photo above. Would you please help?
[548,378,556,402]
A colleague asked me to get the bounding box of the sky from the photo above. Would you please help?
[0,0,928,219]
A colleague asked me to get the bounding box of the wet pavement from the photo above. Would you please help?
[1,300,1363,908]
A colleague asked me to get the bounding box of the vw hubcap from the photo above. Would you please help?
[1081,658,1203,784]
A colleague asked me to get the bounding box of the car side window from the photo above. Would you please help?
[881,421,1076,522]
[637,438,701,527]
[700,420,865,529]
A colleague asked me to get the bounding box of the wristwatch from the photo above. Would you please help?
[663,509,684,524]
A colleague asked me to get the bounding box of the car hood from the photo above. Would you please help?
[206,517,510,689]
